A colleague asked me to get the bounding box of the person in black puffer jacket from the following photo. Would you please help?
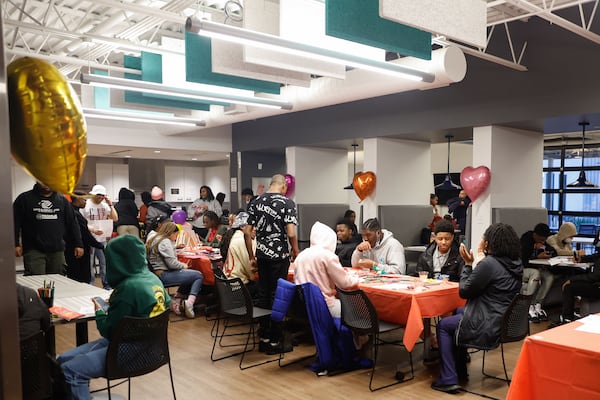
[416,220,464,282]
[432,223,523,394]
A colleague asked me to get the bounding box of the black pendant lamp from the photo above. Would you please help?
[567,121,597,188]
[435,134,462,190]
[344,143,359,190]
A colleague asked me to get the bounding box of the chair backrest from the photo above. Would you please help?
[214,275,254,321]
[105,311,171,380]
[336,287,379,336]
[20,331,52,400]
[500,294,532,344]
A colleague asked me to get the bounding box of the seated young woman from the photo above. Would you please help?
[146,221,204,318]
[202,211,228,248]
[221,212,258,298]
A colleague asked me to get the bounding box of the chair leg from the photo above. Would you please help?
[368,334,414,392]
[500,343,511,385]
[239,322,279,370]
[482,346,510,384]
[107,378,111,399]
[168,360,177,400]
[127,377,131,400]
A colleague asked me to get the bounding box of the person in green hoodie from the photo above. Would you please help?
[57,234,170,400]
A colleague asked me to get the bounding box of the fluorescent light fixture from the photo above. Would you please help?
[80,73,293,110]
[83,108,206,127]
[186,18,436,83]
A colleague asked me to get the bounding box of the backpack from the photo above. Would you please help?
[145,201,173,232]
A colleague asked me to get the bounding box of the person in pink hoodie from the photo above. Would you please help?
[294,221,359,318]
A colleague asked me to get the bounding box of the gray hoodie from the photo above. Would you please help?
[350,229,406,274]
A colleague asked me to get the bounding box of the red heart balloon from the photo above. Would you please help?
[460,166,491,202]
[353,171,376,201]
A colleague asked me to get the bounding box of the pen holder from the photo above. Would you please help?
[37,287,54,308]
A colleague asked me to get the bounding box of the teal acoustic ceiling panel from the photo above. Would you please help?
[93,69,110,109]
[123,53,212,111]
[185,32,281,94]
[326,0,431,60]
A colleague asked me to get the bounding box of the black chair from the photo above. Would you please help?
[20,331,53,400]
[337,287,414,391]
[481,294,532,384]
[211,275,278,370]
[94,311,176,399]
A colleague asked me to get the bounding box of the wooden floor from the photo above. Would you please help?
[53,303,556,400]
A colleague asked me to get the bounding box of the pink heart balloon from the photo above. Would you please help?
[284,174,295,198]
[460,166,491,202]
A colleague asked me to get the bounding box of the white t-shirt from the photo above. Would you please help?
[81,200,112,242]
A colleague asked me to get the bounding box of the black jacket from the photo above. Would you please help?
[457,255,522,349]
[17,283,51,341]
[114,188,139,227]
[13,184,83,252]
[520,231,557,267]
[416,241,464,282]
[335,237,360,267]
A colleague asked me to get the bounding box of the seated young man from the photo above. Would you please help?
[351,218,406,274]
[416,220,465,282]
[520,223,557,322]
[335,218,361,267]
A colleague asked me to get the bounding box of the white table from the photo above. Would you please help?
[528,258,591,270]
[405,245,427,253]
[573,236,595,244]
[17,274,111,350]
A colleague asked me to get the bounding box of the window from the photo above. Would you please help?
[543,144,600,237]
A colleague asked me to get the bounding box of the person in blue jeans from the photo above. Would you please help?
[57,234,170,400]
[146,221,204,318]
[432,223,522,394]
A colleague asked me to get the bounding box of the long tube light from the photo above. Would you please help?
[83,108,206,127]
[186,18,436,83]
[80,73,293,110]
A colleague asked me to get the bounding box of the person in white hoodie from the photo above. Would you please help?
[351,218,406,274]
[294,221,359,318]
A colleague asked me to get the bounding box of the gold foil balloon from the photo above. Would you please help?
[8,57,87,194]
[353,171,376,201]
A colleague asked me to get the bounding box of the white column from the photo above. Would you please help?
[362,137,432,220]
[471,125,544,243]
[286,146,348,204]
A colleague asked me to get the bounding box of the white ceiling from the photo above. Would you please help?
[3,0,600,160]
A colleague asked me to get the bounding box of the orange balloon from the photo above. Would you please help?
[353,171,376,201]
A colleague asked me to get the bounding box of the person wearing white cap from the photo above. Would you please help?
[81,184,118,289]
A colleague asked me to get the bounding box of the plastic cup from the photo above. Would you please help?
[441,274,450,283]
[418,271,429,282]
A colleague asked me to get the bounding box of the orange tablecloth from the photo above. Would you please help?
[360,281,465,352]
[287,267,464,352]
[507,317,600,400]
[177,254,215,285]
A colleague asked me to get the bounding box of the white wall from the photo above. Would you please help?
[286,146,348,204]
[430,142,473,174]
[11,160,36,201]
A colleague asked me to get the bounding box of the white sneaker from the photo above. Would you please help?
[528,305,539,322]
[534,303,548,321]
[183,300,195,318]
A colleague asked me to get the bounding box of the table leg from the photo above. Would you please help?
[46,325,56,357]
[75,321,88,346]
[423,317,432,361]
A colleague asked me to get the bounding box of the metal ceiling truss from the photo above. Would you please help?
[3,0,600,83]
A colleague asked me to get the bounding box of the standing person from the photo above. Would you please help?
[295,221,359,317]
[417,220,465,282]
[57,234,170,400]
[81,185,118,290]
[431,223,522,394]
[351,218,406,274]
[146,186,173,233]
[447,190,471,235]
[520,223,557,322]
[428,193,443,230]
[335,218,361,267]
[247,174,299,353]
[65,191,104,283]
[146,222,204,318]
[14,182,84,275]
[188,185,222,239]
[114,187,139,237]
[138,191,152,225]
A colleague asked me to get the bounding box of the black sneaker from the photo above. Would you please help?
[265,341,293,355]
[537,308,548,322]
[431,382,461,394]
[548,316,571,329]
[258,339,270,353]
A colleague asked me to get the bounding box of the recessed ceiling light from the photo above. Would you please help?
[225,154,230,158]
[192,158,198,161]
[124,155,131,158]
[154,150,161,153]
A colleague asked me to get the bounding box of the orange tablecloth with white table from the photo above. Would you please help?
[506,316,600,400]
[360,280,465,351]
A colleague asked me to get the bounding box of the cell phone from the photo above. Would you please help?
[93,296,109,312]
